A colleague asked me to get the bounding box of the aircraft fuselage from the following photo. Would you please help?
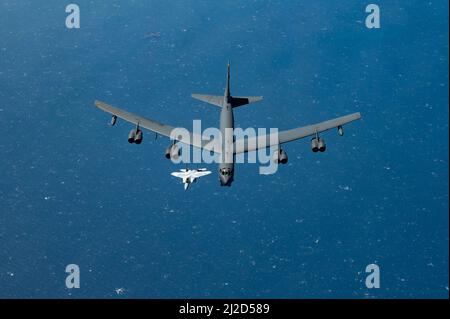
[219,64,235,186]
[219,99,235,186]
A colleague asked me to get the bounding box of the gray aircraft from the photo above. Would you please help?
[94,63,362,187]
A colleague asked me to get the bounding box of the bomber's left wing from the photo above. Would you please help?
[95,100,221,153]
[234,112,362,154]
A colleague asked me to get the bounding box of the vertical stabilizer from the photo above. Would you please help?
[225,61,231,100]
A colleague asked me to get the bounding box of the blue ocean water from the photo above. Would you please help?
[0,1,448,298]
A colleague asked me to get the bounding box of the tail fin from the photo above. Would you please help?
[191,94,263,108]
[225,61,230,98]
[226,62,264,107]
[191,62,263,108]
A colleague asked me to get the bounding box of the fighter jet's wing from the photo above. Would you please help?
[95,100,221,153]
[171,172,189,178]
[234,113,361,154]
[192,170,212,178]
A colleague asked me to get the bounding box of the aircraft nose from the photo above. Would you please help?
[219,167,233,186]
[219,173,233,186]
[219,174,230,185]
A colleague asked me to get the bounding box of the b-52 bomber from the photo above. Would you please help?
[94,63,362,187]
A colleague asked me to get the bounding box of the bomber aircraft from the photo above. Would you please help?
[94,63,361,187]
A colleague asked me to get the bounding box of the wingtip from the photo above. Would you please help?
[94,100,104,107]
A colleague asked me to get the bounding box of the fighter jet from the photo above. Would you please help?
[171,168,212,190]
[94,62,362,187]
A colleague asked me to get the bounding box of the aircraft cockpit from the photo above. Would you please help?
[220,168,233,176]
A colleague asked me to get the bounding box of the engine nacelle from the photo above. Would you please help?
[311,138,319,152]
[128,129,136,143]
[110,115,117,126]
[134,130,143,144]
[165,144,181,160]
[338,125,344,136]
[318,138,326,152]
[272,149,288,164]
[128,129,143,144]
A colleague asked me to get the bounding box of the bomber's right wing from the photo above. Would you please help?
[234,112,362,154]
[95,100,221,154]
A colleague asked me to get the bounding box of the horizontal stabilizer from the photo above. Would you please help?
[191,94,263,108]
[231,96,263,108]
[191,94,223,107]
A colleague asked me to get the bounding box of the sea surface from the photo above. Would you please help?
[0,1,448,298]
